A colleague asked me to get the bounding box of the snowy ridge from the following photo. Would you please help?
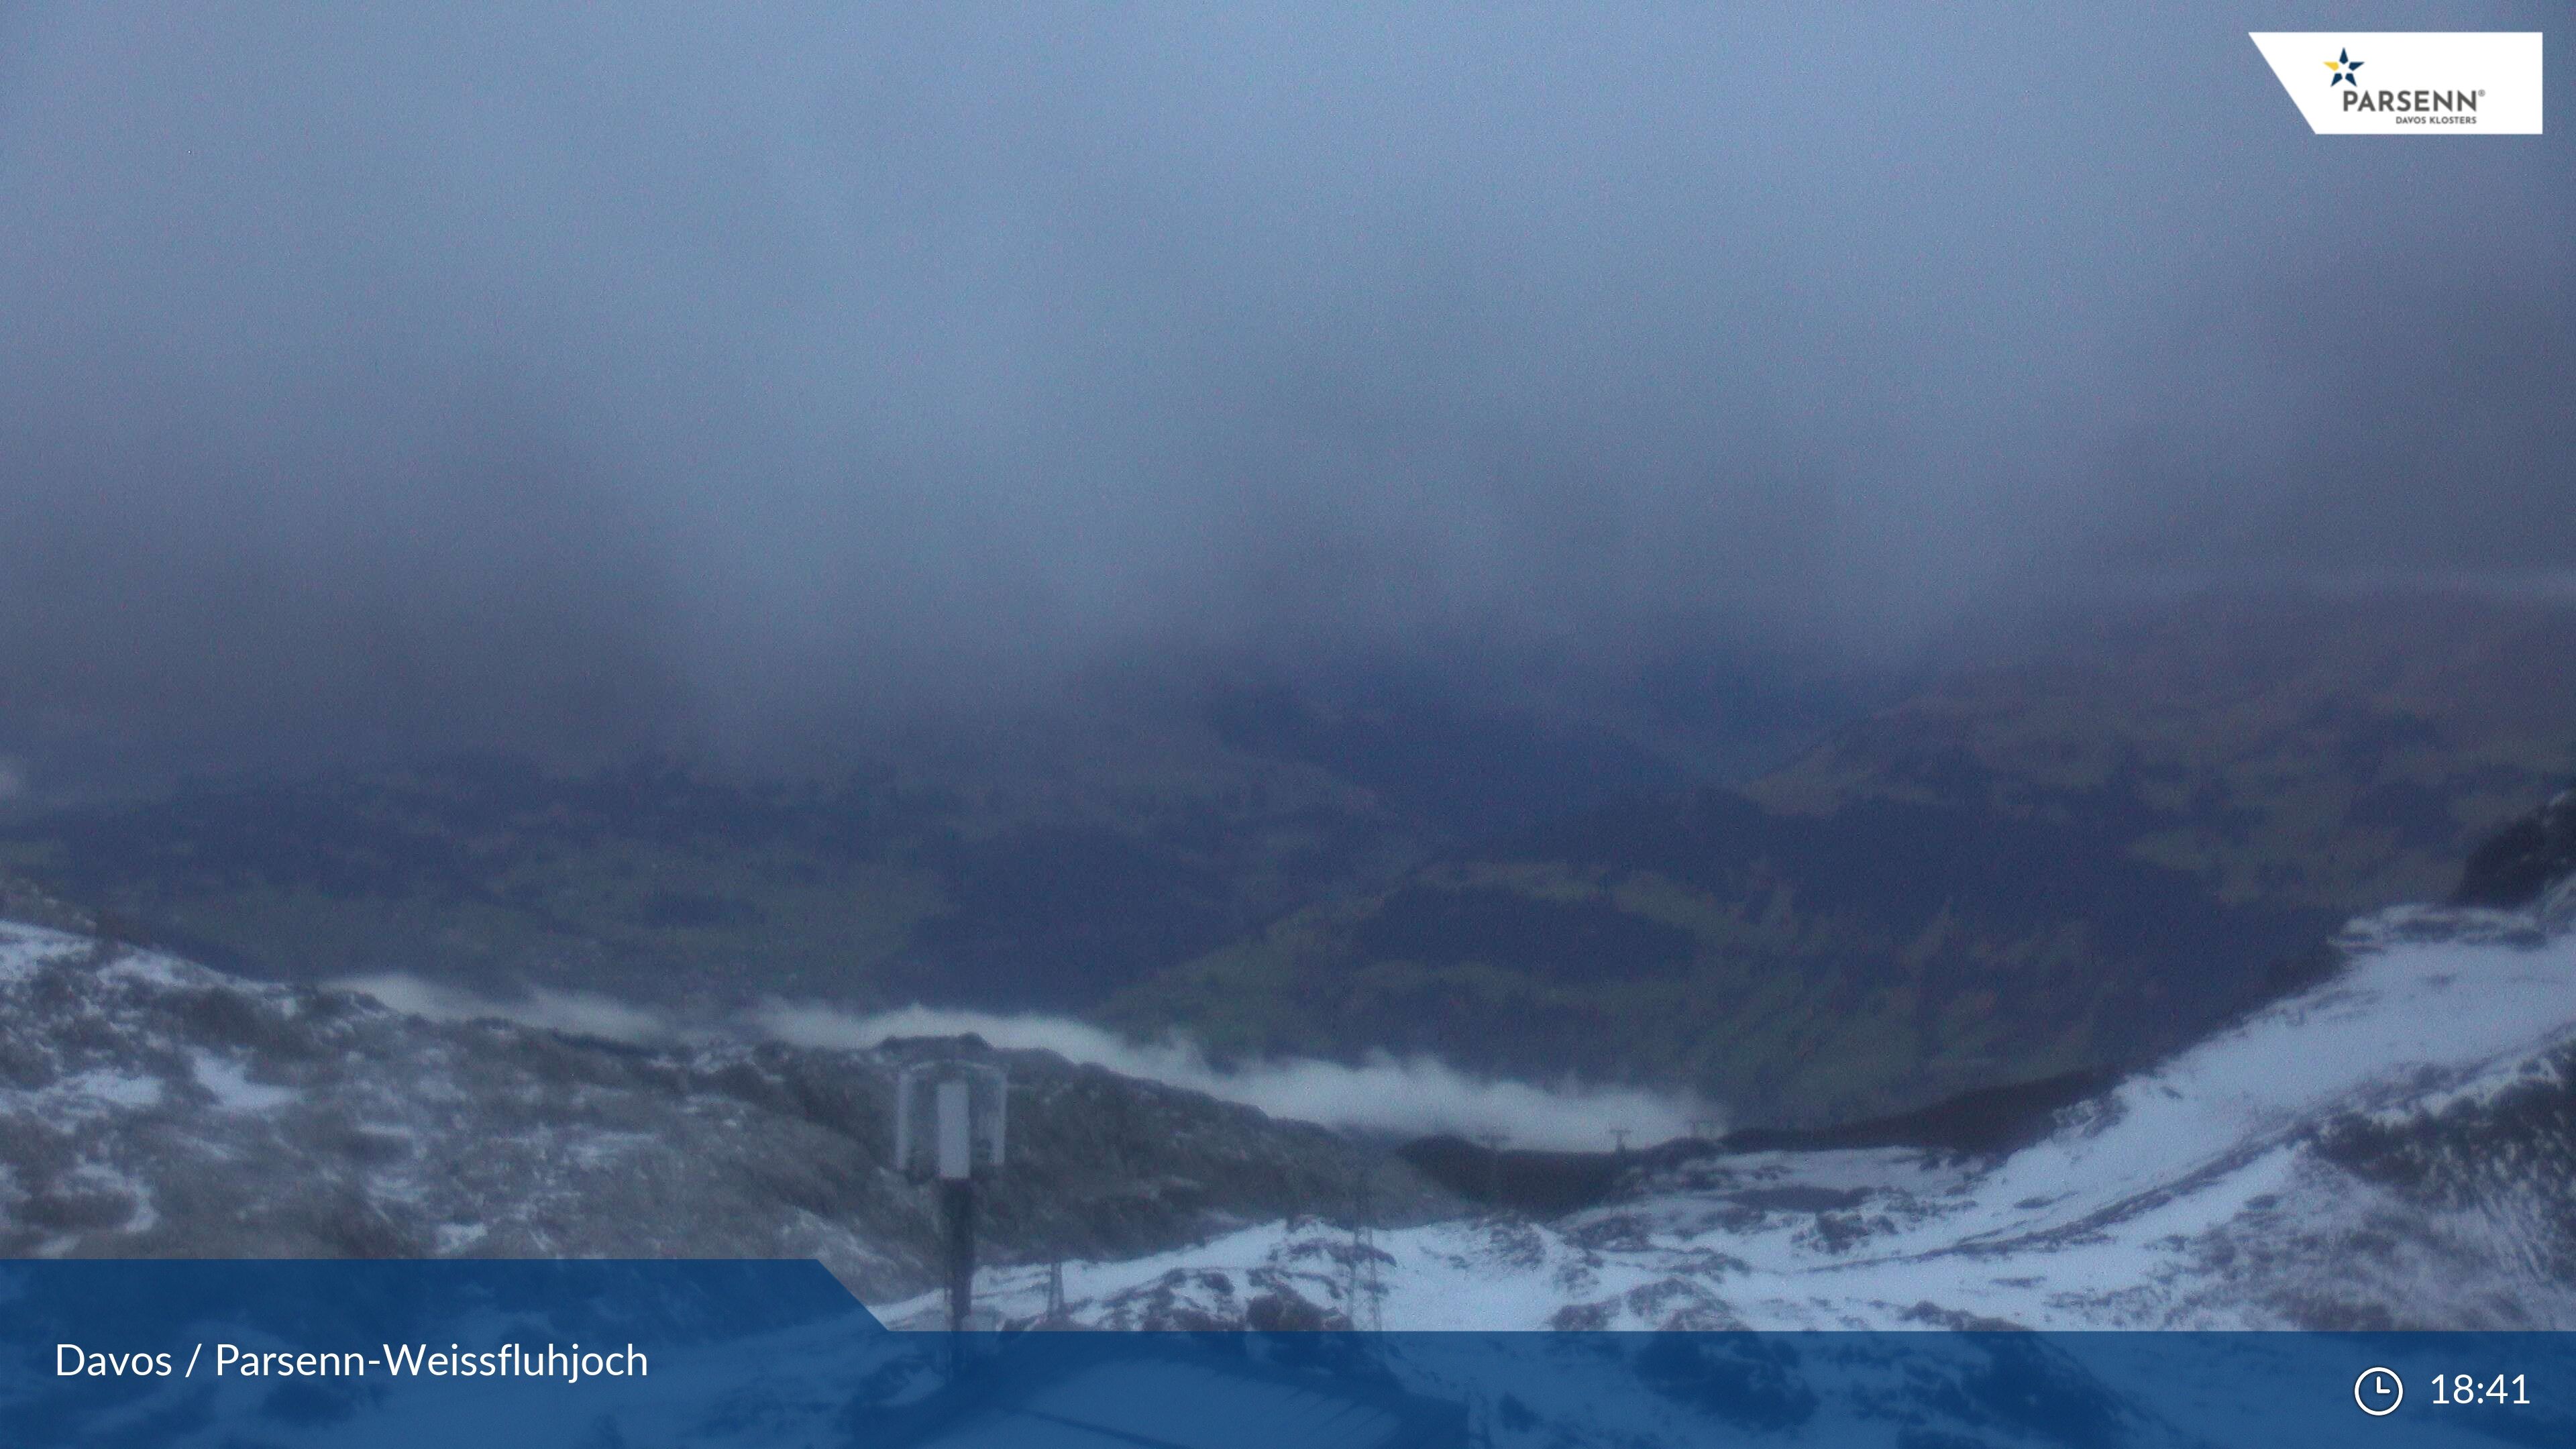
[890,904,2576,1331]
[8,894,2575,1334]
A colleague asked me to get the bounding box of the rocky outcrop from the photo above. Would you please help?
[0,922,1447,1300]
[2454,786,2576,909]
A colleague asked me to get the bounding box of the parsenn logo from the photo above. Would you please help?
[2327,42,2478,118]
[2250,32,2541,135]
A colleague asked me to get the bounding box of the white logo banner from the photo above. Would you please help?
[2249,32,2542,134]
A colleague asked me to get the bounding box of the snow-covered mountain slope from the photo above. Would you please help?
[890,893,2576,1331]
[0,923,1443,1298]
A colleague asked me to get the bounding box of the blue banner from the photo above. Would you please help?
[4,1260,2571,1446]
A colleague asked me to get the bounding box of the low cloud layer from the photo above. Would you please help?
[759,1002,1712,1150]
[335,973,681,1048]
[337,973,1710,1149]
[3,3,2569,786]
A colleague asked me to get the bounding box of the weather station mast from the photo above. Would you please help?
[894,1059,1010,1339]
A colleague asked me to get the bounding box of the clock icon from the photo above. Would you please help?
[2356,1366,2404,1417]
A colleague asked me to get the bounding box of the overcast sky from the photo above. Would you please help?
[1,3,2567,787]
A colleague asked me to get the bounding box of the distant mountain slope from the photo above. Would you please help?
[1752,590,2576,910]
[0,749,1432,1014]
[0,654,1789,1014]
[1111,786,2338,1127]
[1114,594,2576,1125]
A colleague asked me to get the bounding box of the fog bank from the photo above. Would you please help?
[336,973,1711,1149]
